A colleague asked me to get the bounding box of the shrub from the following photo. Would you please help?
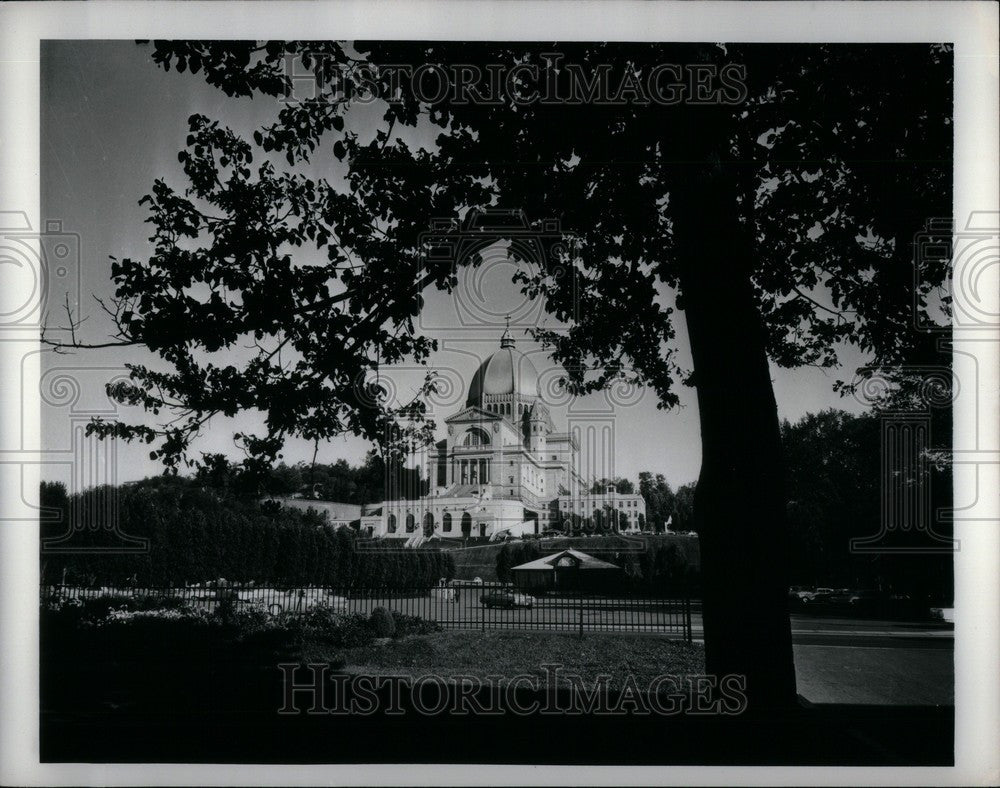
[369,607,395,638]
[134,594,189,611]
[390,611,439,638]
[215,591,240,625]
[298,602,346,631]
[280,608,376,649]
[224,602,272,635]
[80,594,133,621]
[333,612,375,648]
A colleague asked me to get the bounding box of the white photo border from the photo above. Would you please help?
[1,1,997,785]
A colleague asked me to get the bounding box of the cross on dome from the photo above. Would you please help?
[500,314,515,348]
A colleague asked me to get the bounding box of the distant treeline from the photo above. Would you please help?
[194,451,427,504]
[39,477,453,588]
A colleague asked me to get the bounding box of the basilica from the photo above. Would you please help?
[371,329,646,543]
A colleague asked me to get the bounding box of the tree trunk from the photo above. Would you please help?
[669,110,798,711]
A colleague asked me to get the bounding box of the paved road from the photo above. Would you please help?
[786,614,953,649]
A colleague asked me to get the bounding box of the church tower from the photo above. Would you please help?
[528,402,547,457]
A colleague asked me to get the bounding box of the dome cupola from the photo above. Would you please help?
[465,324,540,408]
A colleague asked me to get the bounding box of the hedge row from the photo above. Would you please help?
[40,480,454,588]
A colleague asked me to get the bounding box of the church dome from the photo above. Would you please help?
[466,330,540,407]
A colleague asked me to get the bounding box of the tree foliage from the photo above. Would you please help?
[638,472,674,531]
[44,42,951,473]
[193,450,424,503]
[782,409,951,600]
[589,477,635,494]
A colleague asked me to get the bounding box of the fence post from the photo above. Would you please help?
[684,585,692,643]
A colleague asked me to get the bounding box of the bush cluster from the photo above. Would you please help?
[42,595,440,653]
[389,611,439,638]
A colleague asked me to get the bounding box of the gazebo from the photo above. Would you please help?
[511,548,621,593]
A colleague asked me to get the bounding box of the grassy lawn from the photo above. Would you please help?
[304,630,705,688]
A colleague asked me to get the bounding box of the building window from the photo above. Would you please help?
[443,512,452,532]
[388,514,397,533]
[463,427,490,446]
[405,513,415,533]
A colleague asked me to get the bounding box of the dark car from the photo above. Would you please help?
[480,590,533,609]
[847,590,881,608]
[829,588,855,605]
[802,587,835,603]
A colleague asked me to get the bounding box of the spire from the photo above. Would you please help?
[500,314,515,348]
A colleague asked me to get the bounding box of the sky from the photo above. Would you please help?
[40,40,870,492]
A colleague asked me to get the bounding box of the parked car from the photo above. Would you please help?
[847,590,880,607]
[824,588,850,604]
[449,577,484,588]
[480,590,534,609]
[803,587,835,603]
[788,586,814,602]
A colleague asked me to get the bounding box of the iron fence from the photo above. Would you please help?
[41,583,693,640]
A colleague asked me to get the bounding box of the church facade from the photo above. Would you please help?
[374,329,646,542]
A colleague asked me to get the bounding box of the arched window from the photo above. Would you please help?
[463,427,490,446]
[387,513,397,533]
[405,513,415,533]
[423,512,434,537]
[442,512,452,532]
[461,512,472,537]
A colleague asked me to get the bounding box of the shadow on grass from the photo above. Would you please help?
[41,620,952,766]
